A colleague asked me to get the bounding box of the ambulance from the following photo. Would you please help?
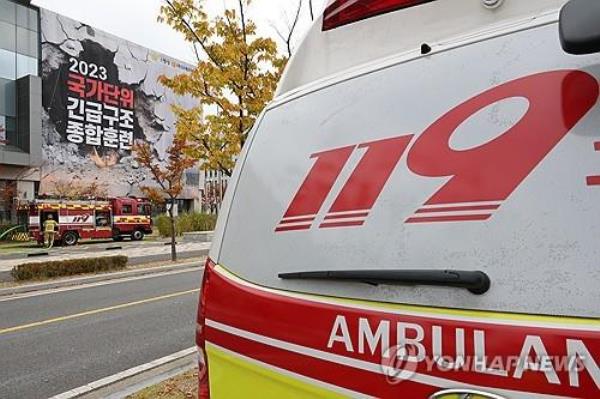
[197,0,600,397]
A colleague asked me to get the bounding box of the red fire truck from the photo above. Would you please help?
[22,197,153,246]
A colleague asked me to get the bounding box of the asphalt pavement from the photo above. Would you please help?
[0,268,203,399]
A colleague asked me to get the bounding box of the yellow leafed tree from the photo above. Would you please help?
[159,0,287,176]
[133,135,196,262]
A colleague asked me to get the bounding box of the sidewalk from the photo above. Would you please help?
[0,232,213,260]
[2,239,175,259]
[0,241,211,281]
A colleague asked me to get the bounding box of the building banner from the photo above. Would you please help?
[40,9,199,199]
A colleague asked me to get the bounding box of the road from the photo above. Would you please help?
[0,267,203,399]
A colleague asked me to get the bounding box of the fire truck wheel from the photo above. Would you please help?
[62,231,79,246]
[131,229,145,241]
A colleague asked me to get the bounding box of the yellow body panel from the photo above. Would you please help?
[206,343,349,399]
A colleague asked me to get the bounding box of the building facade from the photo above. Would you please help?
[0,0,42,223]
[0,0,201,223]
[199,168,229,214]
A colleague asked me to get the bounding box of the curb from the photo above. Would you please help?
[126,249,209,266]
[0,255,206,297]
[1,252,35,260]
[50,347,197,399]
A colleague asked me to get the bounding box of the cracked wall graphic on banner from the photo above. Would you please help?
[40,9,199,199]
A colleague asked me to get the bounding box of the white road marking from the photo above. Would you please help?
[1,289,200,335]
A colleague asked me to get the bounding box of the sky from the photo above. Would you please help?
[31,0,329,64]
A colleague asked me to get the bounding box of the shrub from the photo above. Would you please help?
[0,224,17,241]
[190,212,217,232]
[154,212,217,237]
[177,212,195,235]
[155,214,173,238]
[0,224,14,234]
[0,225,29,242]
[11,255,128,281]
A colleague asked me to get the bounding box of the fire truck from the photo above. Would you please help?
[22,197,153,246]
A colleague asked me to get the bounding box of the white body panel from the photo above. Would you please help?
[278,0,568,96]
[59,214,95,225]
[216,20,600,318]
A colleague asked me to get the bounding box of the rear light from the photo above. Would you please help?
[197,257,215,399]
[323,0,436,31]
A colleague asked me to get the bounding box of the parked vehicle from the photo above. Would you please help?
[198,0,600,397]
[23,197,152,246]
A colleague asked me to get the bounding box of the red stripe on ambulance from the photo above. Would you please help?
[206,325,437,398]
[203,266,600,397]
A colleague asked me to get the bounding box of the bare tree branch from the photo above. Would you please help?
[272,0,302,57]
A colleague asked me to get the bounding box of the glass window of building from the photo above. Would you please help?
[0,21,16,52]
[16,53,37,78]
[0,1,15,25]
[0,114,6,144]
[2,115,17,148]
[0,49,16,80]
[0,78,16,116]
[15,3,37,31]
[16,26,38,57]
[0,0,39,149]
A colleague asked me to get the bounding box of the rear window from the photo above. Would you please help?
[218,23,600,319]
[323,0,436,31]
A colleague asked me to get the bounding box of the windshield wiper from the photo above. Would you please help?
[278,269,491,295]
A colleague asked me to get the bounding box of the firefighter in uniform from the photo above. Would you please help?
[43,215,58,249]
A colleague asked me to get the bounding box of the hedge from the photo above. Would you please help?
[11,255,128,281]
[0,224,17,241]
[155,212,217,237]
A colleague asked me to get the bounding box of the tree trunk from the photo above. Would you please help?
[168,198,177,262]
